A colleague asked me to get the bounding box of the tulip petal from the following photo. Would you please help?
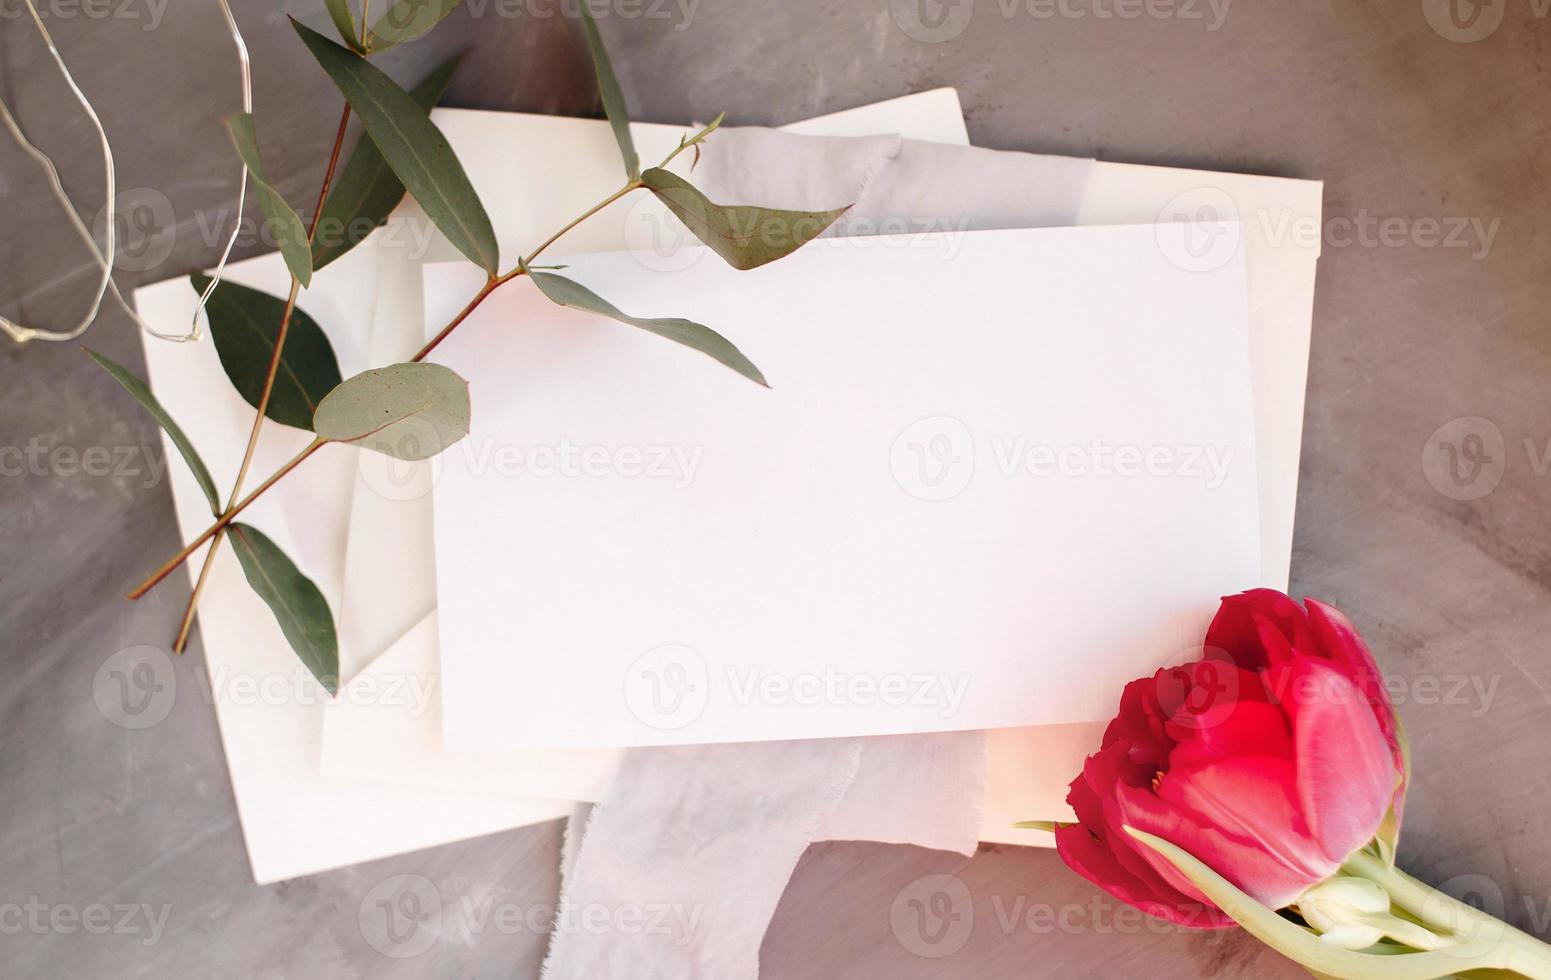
[1159,663,1280,748]
[1082,748,1201,893]
[1056,823,1235,929]
[1305,599,1403,752]
[1205,590,1317,671]
[1285,660,1396,866]
[1156,751,1331,883]
[1117,780,1337,909]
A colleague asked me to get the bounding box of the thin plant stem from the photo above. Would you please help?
[131,439,327,600]
[169,104,352,649]
[1344,849,1551,975]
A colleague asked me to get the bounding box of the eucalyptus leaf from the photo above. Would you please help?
[293,19,500,274]
[322,0,363,51]
[528,271,767,386]
[191,275,343,431]
[312,51,465,271]
[227,522,339,695]
[313,362,470,459]
[86,348,221,516]
[640,168,848,271]
[580,3,637,180]
[363,0,464,52]
[225,113,314,287]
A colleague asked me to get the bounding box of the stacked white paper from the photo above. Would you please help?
[132,87,1321,885]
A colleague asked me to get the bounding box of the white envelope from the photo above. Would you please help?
[324,132,1322,844]
[132,91,963,883]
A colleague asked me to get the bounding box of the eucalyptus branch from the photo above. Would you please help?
[128,154,683,601]
[658,112,723,172]
[167,104,353,649]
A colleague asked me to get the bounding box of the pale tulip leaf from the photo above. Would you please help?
[191,275,343,432]
[313,362,470,459]
[640,167,848,271]
[86,348,221,516]
[1011,820,1065,833]
[528,270,767,386]
[228,522,339,695]
[1125,827,1520,979]
[1374,714,1412,867]
[312,50,465,271]
[225,113,313,288]
[293,18,500,274]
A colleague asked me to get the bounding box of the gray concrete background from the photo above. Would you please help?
[3,1,1549,977]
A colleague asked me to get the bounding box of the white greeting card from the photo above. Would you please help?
[425,223,1262,750]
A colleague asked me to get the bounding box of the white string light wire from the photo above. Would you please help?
[0,0,252,344]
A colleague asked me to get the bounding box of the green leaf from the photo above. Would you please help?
[640,168,848,271]
[528,270,767,386]
[580,3,637,180]
[322,0,363,51]
[1011,820,1065,833]
[191,275,343,432]
[86,348,221,516]
[227,522,339,695]
[292,18,500,275]
[313,362,470,459]
[363,0,464,52]
[1124,827,1522,979]
[312,51,465,271]
[225,113,314,288]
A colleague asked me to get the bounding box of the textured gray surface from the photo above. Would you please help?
[2,1,1549,977]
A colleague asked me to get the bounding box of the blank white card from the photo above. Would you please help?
[428,223,1261,750]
